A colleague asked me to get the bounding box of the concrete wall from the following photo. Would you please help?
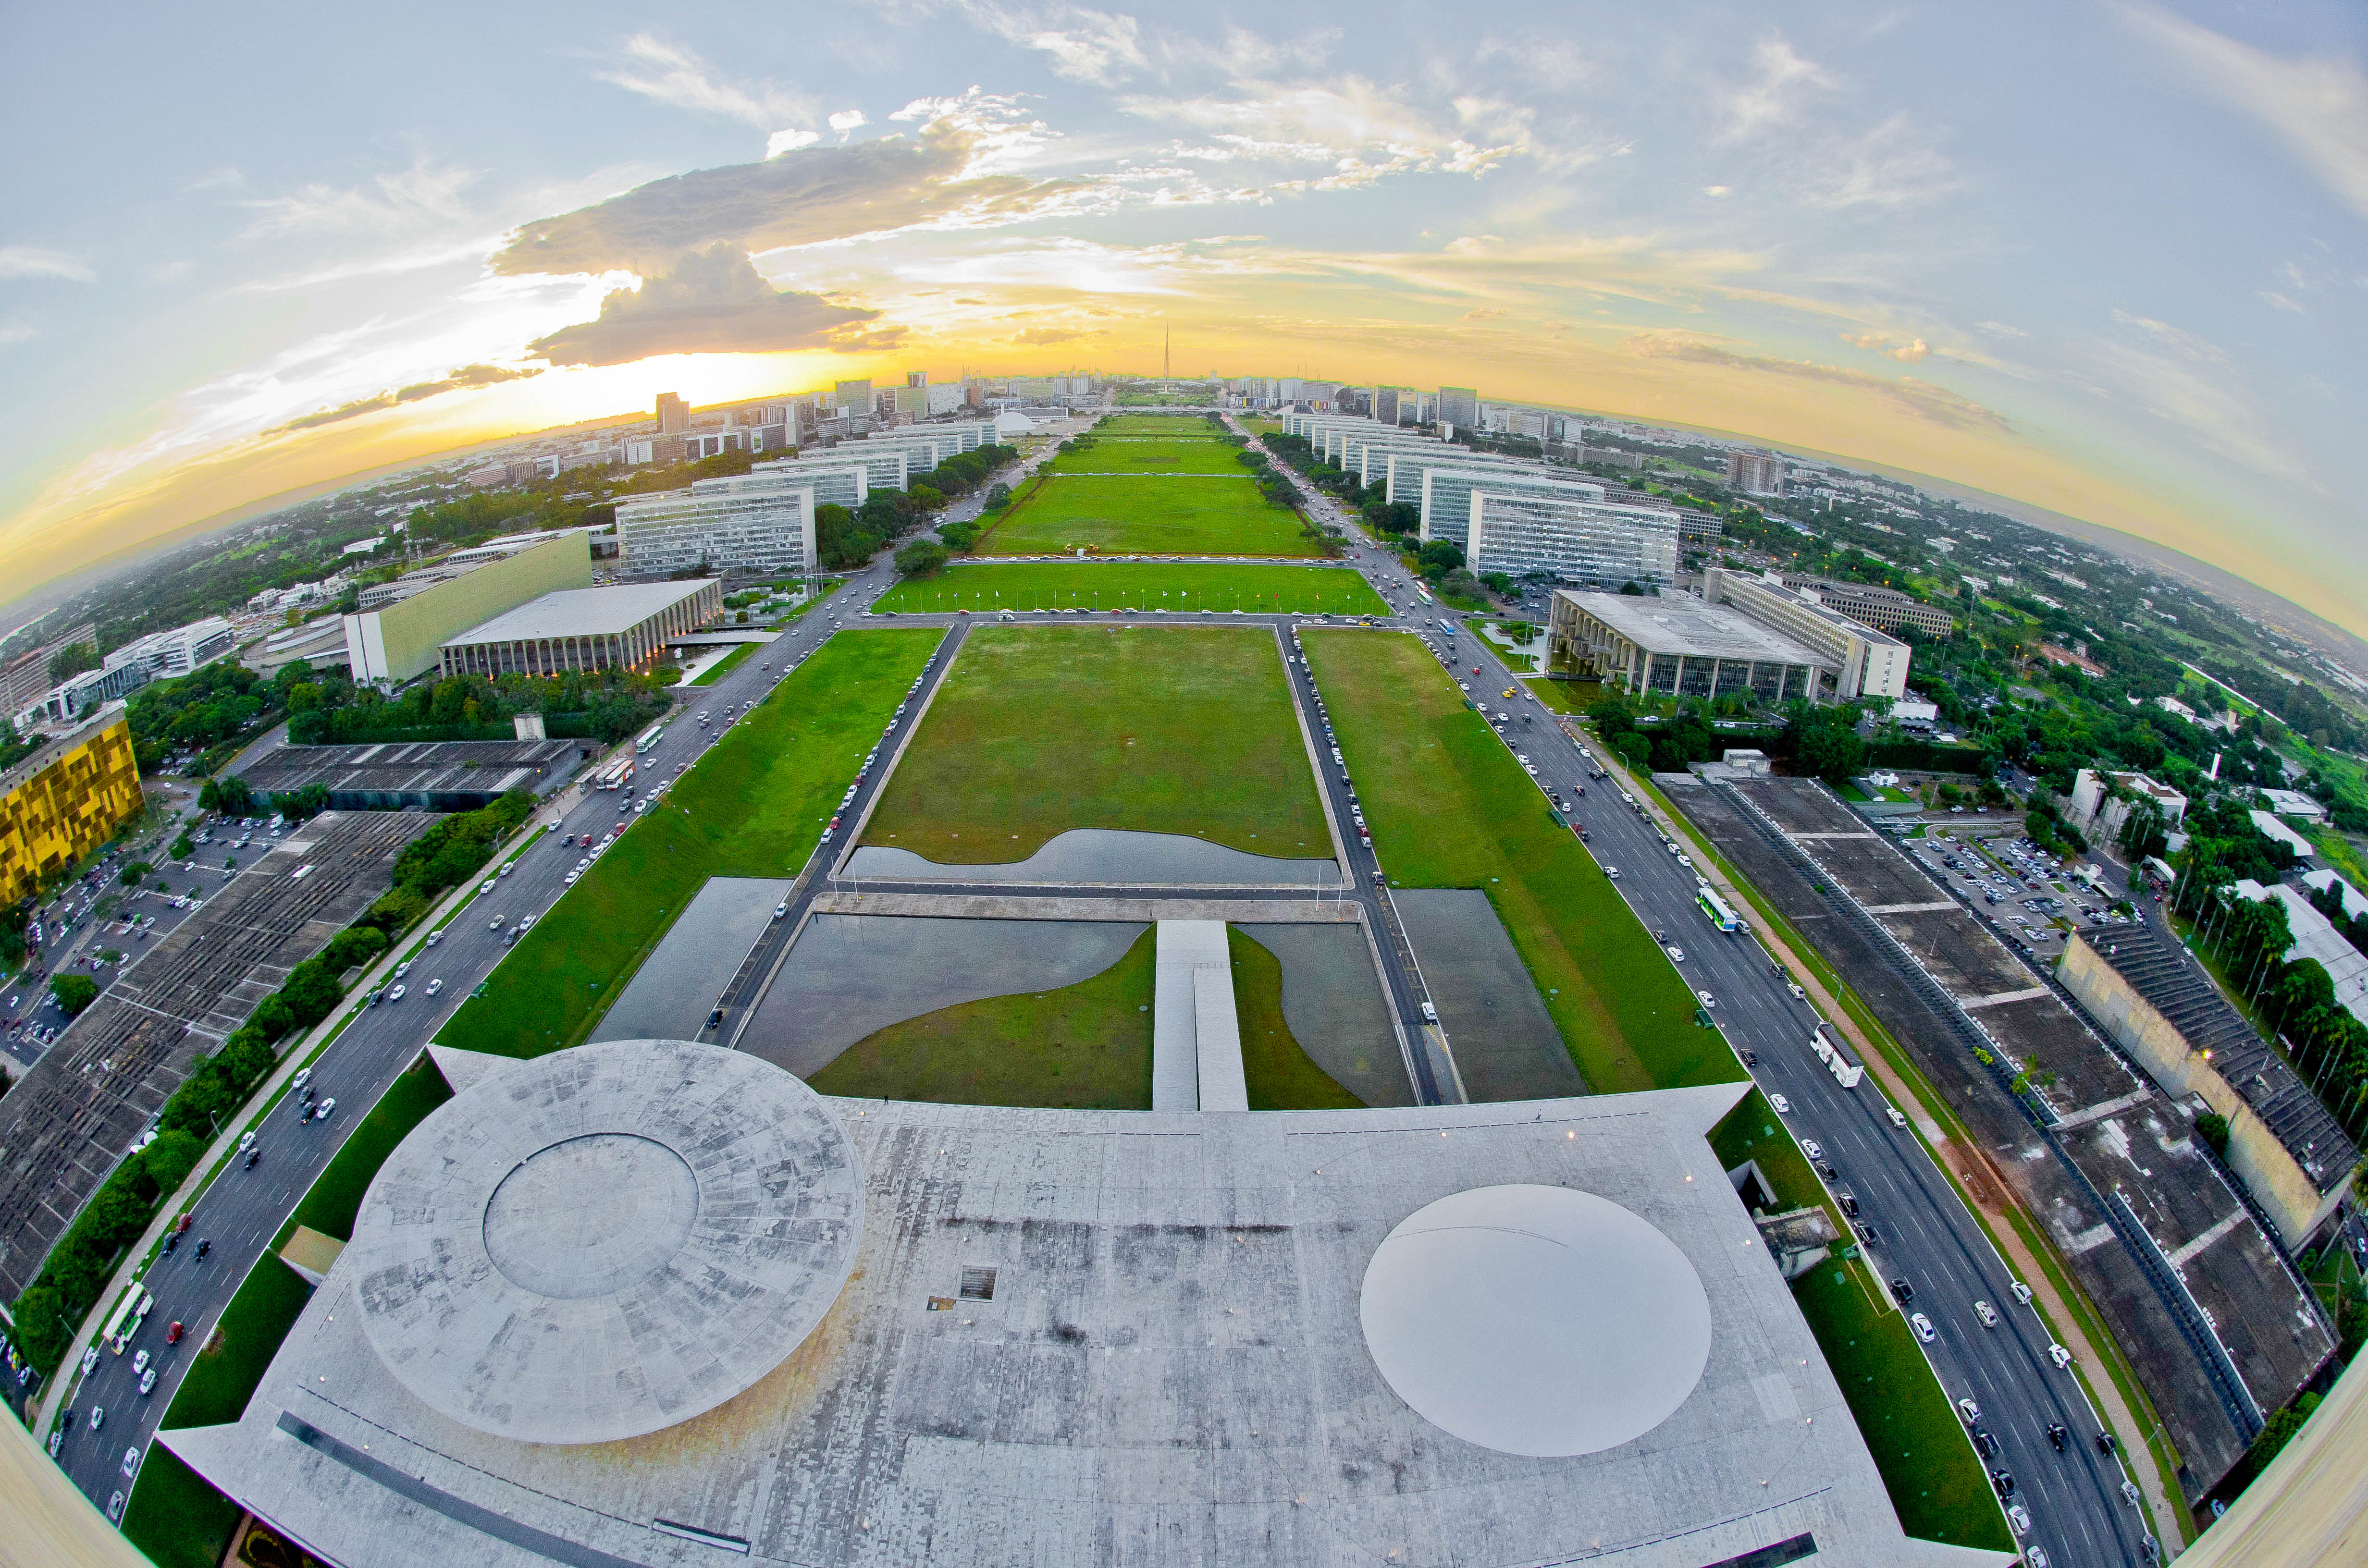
[345,534,591,683]
[2060,936,2344,1249]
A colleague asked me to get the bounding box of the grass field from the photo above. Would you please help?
[1098,414,1222,433]
[688,641,759,685]
[809,927,1155,1106]
[1527,677,1601,713]
[435,630,940,1058]
[862,625,1328,864]
[125,1060,454,1568]
[872,562,1389,616]
[1709,1090,2012,1550]
[1044,437,1250,475]
[1303,630,1735,1093]
[980,473,1318,557]
[1230,926,1362,1110]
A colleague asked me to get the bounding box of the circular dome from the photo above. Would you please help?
[1358,1184,1712,1457]
[347,1039,863,1446]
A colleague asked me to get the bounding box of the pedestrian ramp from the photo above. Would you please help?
[1152,920,1247,1112]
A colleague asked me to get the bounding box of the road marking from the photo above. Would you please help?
[1863,900,1959,914]
[1959,985,2051,1010]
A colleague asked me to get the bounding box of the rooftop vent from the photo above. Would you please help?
[959,1266,997,1302]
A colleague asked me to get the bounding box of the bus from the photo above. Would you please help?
[635,722,666,754]
[594,760,633,791]
[1697,886,1743,933]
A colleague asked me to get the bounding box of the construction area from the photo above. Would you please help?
[0,811,436,1298]
[1657,771,2337,1499]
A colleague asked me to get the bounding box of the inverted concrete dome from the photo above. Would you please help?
[346,1038,863,1445]
[1359,1183,1712,1457]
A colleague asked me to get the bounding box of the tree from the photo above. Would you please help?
[895,540,950,578]
[198,774,257,816]
[1416,539,1464,578]
[1795,723,1865,784]
[2195,1112,2231,1157]
[49,973,99,1017]
[118,860,152,886]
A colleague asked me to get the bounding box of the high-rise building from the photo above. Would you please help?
[655,393,689,435]
[905,370,928,388]
[616,476,819,578]
[1438,387,1480,430]
[1726,452,1786,497]
[1372,388,1400,426]
[893,385,929,416]
[835,379,873,416]
[1465,492,1680,588]
[0,705,143,905]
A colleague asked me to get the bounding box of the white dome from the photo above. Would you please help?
[1359,1184,1712,1457]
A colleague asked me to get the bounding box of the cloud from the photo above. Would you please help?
[2117,1,2368,219]
[269,363,543,433]
[595,33,813,131]
[1624,331,2009,430]
[491,120,1086,277]
[237,159,478,239]
[766,128,821,158]
[1010,326,1092,344]
[0,318,36,347]
[1806,114,1955,208]
[1842,330,1930,362]
[0,247,95,282]
[2109,307,2224,362]
[1122,75,1519,188]
[1463,307,1507,320]
[828,109,869,135]
[1720,37,1834,142]
[526,244,881,366]
[956,1,1148,85]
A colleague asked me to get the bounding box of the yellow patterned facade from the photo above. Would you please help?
[0,707,144,905]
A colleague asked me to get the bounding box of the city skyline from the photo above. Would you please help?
[3,1,2366,636]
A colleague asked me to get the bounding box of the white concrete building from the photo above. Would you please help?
[1465,490,1681,586]
[1704,568,1912,703]
[616,475,818,577]
[1549,590,1838,704]
[100,616,235,679]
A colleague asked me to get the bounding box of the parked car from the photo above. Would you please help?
[1910,1313,1936,1342]
[1769,1094,1792,1115]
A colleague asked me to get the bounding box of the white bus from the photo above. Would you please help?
[1697,886,1743,933]
[594,760,633,791]
[635,722,666,754]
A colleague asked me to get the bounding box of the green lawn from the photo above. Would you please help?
[1044,437,1249,476]
[810,927,1155,1106]
[1230,926,1361,1110]
[1528,677,1600,713]
[1303,630,1734,1093]
[1708,1094,2011,1550]
[980,473,1319,557]
[435,630,941,1059]
[862,625,1329,864]
[688,641,759,686]
[1098,414,1221,433]
[873,562,1388,617]
[125,1060,455,1568]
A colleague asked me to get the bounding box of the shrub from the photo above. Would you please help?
[2195,1112,2231,1157]
[49,973,99,1017]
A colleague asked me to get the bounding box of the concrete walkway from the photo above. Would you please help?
[1153,920,1246,1112]
[844,828,1342,887]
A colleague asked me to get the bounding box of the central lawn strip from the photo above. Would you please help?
[810,927,1155,1107]
[1097,415,1222,435]
[980,473,1318,557]
[873,562,1387,617]
[1303,630,1736,1093]
[1229,926,1361,1110]
[863,625,1328,865]
[1043,437,1249,475]
[436,629,941,1059]
[126,1060,456,1568]
[1711,1092,2014,1551]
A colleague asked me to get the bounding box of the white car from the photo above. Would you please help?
[1973,1300,1999,1328]
[479,879,495,894]
[425,978,444,996]
[108,1491,124,1523]
[133,1349,150,1375]
[1604,867,1620,880]
[385,984,405,1003]
[2048,1343,2073,1370]
[565,870,581,885]
[1696,990,1715,1009]
[2009,1280,2034,1306]
[1788,983,1806,1000]
[393,961,410,979]
[2005,1504,2031,1537]
[491,917,504,931]
[1958,1397,1982,1424]
[1910,1312,1936,1343]
[1665,945,1685,962]
[1800,1140,1823,1161]
[1887,1107,1909,1129]
[122,1446,141,1479]
[1769,1093,1792,1115]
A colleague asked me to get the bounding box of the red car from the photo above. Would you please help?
[165,1322,184,1345]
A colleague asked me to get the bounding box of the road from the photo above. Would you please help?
[1444,625,2158,1567]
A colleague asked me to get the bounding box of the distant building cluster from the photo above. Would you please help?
[7,615,242,733]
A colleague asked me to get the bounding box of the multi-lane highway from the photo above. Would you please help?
[1444,622,2159,1567]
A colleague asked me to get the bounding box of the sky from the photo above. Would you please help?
[3,1,2366,636]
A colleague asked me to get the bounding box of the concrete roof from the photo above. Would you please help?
[444,582,714,647]
[2250,810,2318,859]
[1555,590,1832,666]
[1358,1184,1712,1457]
[344,1039,863,1445]
[162,1073,1980,1567]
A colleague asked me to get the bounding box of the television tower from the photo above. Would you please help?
[1162,326,1170,380]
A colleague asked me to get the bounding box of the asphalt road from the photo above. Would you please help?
[1445,626,2158,1567]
